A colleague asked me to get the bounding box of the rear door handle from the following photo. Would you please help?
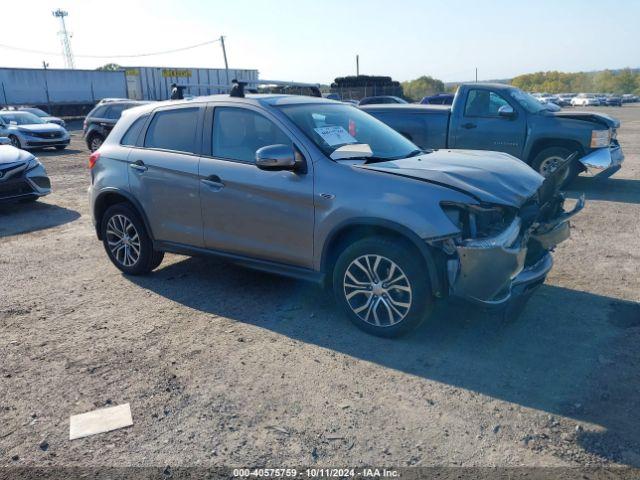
[129,160,148,172]
[201,174,224,190]
[461,122,477,129]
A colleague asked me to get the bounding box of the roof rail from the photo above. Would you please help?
[181,79,322,97]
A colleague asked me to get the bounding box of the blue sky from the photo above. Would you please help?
[2,0,639,83]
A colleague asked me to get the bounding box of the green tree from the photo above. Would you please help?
[402,76,445,101]
[97,63,122,71]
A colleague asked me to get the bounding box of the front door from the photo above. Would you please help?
[451,89,526,158]
[128,105,204,247]
[199,105,314,268]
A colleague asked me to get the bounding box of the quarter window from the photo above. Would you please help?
[464,90,510,117]
[120,115,148,146]
[144,108,199,153]
[212,107,291,163]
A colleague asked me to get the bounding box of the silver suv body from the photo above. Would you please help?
[89,94,582,336]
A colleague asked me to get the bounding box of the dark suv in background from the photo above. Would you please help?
[84,100,148,152]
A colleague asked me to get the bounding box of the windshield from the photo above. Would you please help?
[278,103,419,161]
[22,108,48,117]
[0,112,46,125]
[508,88,547,113]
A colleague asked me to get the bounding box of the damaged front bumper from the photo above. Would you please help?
[579,143,624,178]
[445,195,584,307]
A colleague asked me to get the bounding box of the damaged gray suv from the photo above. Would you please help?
[89,94,583,337]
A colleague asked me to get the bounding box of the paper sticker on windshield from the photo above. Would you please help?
[314,126,357,147]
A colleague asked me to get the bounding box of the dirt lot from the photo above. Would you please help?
[1,106,639,469]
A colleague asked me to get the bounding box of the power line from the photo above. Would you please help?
[0,38,221,59]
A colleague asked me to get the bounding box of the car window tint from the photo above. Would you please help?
[91,106,108,118]
[212,107,291,163]
[465,90,510,117]
[104,104,128,120]
[120,115,148,146]
[144,108,199,153]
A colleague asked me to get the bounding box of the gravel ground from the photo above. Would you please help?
[1,106,639,469]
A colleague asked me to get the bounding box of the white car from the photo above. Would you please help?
[571,93,600,107]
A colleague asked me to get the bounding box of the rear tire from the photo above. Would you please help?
[88,134,104,152]
[332,236,433,337]
[100,203,164,275]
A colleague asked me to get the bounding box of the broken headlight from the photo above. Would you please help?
[440,202,516,240]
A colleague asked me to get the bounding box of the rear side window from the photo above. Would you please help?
[104,104,129,120]
[120,115,148,146]
[212,107,291,163]
[144,108,199,153]
[90,106,108,118]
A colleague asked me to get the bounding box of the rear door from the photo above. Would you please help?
[128,105,205,247]
[450,88,526,158]
[198,104,314,268]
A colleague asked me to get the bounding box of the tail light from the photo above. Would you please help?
[88,151,100,169]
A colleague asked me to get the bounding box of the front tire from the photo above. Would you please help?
[332,236,433,337]
[8,135,21,149]
[531,146,577,186]
[101,203,164,275]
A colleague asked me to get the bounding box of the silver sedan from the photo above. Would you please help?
[0,111,70,150]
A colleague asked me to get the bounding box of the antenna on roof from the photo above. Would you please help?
[229,79,246,98]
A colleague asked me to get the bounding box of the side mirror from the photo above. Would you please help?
[255,144,297,171]
[498,105,515,118]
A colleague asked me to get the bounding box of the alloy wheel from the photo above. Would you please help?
[538,155,571,182]
[343,254,412,327]
[90,137,103,152]
[106,214,141,267]
[9,136,20,148]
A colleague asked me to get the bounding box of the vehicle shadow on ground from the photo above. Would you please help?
[35,147,84,157]
[565,176,640,204]
[0,201,80,237]
[130,256,640,465]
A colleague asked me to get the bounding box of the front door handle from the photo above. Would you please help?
[201,174,224,190]
[129,160,148,172]
[461,122,477,129]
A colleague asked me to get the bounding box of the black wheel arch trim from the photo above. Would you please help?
[320,217,443,298]
[94,187,154,241]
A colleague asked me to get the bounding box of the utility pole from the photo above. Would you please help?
[475,67,478,83]
[42,61,51,110]
[356,55,359,77]
[220,36,230,86]
[53,9,75,69]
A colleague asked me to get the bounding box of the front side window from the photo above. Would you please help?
[212,107,291,163]
[144,107,199,153]
[279,103,419,161]
[464,90,510,117]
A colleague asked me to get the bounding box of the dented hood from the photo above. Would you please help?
[358,149,544,207]
[550,111,620,129]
